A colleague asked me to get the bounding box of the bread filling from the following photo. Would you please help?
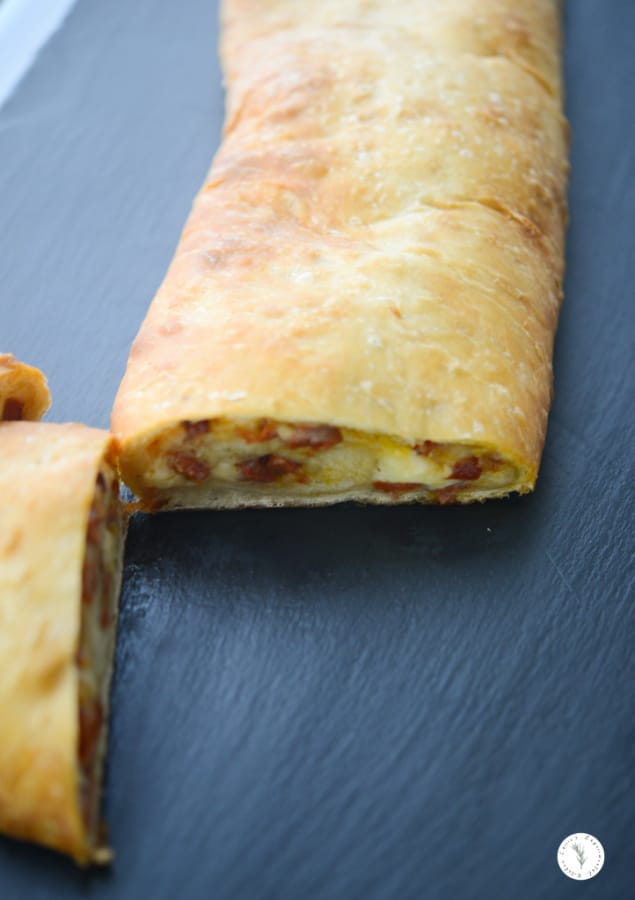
[76,463,122,857]
[1,397,24,420]
[128,417,522,508]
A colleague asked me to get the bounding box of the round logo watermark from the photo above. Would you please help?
[557,833,604,880]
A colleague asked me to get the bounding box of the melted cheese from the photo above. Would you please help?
[129,418,520,509]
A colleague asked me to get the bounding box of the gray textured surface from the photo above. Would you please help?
[0,1,634,898]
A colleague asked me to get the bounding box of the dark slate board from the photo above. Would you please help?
[0,0,633,898]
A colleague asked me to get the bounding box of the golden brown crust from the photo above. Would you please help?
[0,423,120,865]
[111,0,568,506]
[0,354,51,422]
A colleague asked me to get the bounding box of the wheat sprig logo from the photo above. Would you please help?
[572,841,587,870]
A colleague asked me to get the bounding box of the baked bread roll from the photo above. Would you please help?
[0,354,51,422]
[0,423,124,864]
[112,0,568,509]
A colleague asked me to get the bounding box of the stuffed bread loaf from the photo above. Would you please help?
[0,423,123,864]
[112,0,568,509]
[0,354,51,422]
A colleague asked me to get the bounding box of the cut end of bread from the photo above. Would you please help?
[119,416,535,510]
